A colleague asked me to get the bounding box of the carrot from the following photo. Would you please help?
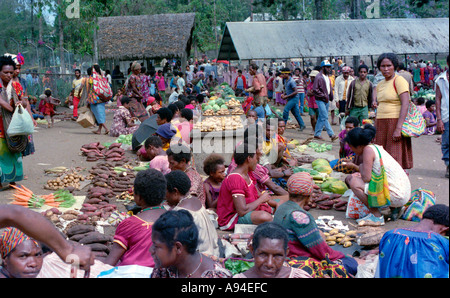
[12,195,30,202]
[45,202,60,207]
[11,201,28,206]
[10,184,32,196]
[19,184,34,195]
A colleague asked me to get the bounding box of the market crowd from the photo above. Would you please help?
[0,52,448,279]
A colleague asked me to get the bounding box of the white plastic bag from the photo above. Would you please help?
[345,190,370,219]
[7,104,35,136]
[97,265,154,278]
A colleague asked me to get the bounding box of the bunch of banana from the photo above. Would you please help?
[44,167,68,174]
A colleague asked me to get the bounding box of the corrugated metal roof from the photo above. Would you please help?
[217,18,449,61]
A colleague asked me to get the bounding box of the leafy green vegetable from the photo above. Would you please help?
[224,259,255,275]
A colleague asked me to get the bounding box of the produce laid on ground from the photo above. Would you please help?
[304,190,347,212]
[193,116,244,132]
[64,224,113,261]
[9,185,76,209]
[324,228,357,248]
[412,88,435,101]
[308,142,333,153]
[44,171,86,191]
[80,142,127,163]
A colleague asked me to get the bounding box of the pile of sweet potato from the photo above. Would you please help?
[65,224,113,260]
[89,161,135,194]
[304,191,348,212]
[81,142,127,163]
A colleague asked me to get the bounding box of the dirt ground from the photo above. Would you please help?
[1,105,448,244]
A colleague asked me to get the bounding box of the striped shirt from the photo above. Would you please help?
[292,75,305,94]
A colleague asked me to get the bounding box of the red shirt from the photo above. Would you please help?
[217,172,271,230]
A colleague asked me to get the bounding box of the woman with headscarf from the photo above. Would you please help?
[0,55,25,191]
[0,227,42,278]
[273,172,359,278]
[126,62,149,122]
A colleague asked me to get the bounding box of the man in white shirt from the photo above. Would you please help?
[177,72,186,95]
[435,55,450,178]
[334,66,354,119]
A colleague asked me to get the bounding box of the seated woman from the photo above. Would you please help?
[166,144,206,207]
[274,172,359,277]
[217,141,274,231]
[422,100,437,135]
[0,227,43,278]
[203,154,226,211]
[150,210,232,278]
[109,96,139,137]
[165,170,220,258]
[376,204,449,278]
[144,136,170,175]
[233,222,312,278]
[344,124,411,226]
[104,169,167,268]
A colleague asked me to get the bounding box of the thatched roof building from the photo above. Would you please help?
[97,13,196,62]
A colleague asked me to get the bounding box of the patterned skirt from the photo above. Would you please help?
[374,118,413,170]
[0,137,24,184]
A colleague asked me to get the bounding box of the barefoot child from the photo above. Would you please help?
[202,154,226,211]
[41,89,60,128]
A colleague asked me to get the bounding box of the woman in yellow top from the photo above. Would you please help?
[374,53,413,170]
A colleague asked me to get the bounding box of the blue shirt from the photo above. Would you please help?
[253,105,266,122]
[285,77,299,101]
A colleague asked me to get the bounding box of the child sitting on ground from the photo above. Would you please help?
[29,96,44,120]
[422,100,437,135]
[41,89,60,128]
[330,116,361,173]
[142,136,170,175]
[203,154,226,212]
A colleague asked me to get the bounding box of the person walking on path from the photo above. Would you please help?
[334,66,354,122]
[71,69,83,120]
[281,68,306,132]
[312,61,338,141]
[293,68,306,115]
[345,64,374,126]
[435,55,449,178]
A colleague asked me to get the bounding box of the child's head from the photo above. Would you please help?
[426,100,436,112]
[203,154,226,183]
[180,108,193,122]
[415,97,425,106]
[134,168,167,207]
[345,116,360,132]
[164,170,191,206]
[144,136,163,159]
[246,110,258,124]
[44,89,52,97]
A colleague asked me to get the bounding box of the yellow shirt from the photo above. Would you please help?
[376,75,409,119]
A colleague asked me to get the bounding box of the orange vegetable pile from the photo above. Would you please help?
[9,185,74,208]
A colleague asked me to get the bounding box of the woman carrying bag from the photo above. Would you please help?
[344,124,411,226]
[0,55,27,191]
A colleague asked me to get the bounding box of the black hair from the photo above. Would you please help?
[358,64,369,72]
[377,53,399,69]
[179,96,190,106]
[87,67,92,76]
[180,108,193,121]
[203,153,225,176]
[238,69,242,74]
[152,209,199,254]
[166,144,192,163]
[165,170,191,195]
[344,124,376,147]
[280,67,291,74]
[134,169,167,206]
[141,67,146,74]
[234,142,256,165]
[144,135,163,149]
[93,64,101,75]
[416,97,425,105]
[167,103,179,116]
[120,96,132,105]
[345,116,360,128]
[44,89,52,97]
[425,100,436,109]
[174,100,186,111]
[156,107,173,122]
[252,222,289,252]
[422,204,449,228]
[196,94,205,104]
[0,55,16,71]
[74,69,81,73]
